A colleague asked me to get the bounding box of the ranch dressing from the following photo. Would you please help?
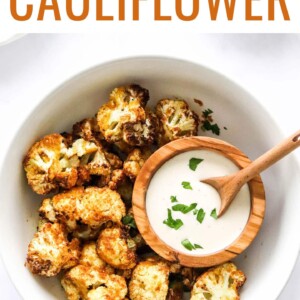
[146,150,251,255]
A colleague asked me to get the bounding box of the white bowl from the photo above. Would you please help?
[0,57,299,300]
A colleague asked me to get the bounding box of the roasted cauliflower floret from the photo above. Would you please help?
[123,148,152,180]
[61,265,127,300]
[26,222,80,277]
[72,118,101,142]
[190,262,246,300]
[156,99,199,145]
[39,187,126,237]
[96,226,137,269]
[129,260,170,300]
[97,84,156,146]
[23,133,113,194]
[122,109,158,146]
[80,242,114,274]
[23,133,78,194]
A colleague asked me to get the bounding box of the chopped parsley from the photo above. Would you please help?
[210,208,218,220]
[122,215,137,229]
[163,209,184,230]
[182,181,192,190]
[201,120,221,136]
[202,108,213,118]
[201,108,221,136]
[170,195,178,203]
[181,239,203,251]
[172,203,197,214]
[196,208,206,224]
[189,158,204,171]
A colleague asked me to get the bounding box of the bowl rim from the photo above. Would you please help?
[132,136,265,267]
[0,55,299,299]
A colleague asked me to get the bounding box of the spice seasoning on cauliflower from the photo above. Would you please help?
[97,85,157,146]
[39,186,126,238]
[23,133,77,194]
[96,226,137,269]
[79,241,114,274]
[129,260,170,300]
[190,262,246,300]
[123,148,152,180]
[61,265,128,300]
[23,133,115,195]
[155,99,199,145]
[26,222,80,277]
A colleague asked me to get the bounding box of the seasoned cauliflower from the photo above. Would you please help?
[122,109,158,146]
[156,99,199,145]
[23,134,78,194]
[97,84,157,146]
[129,260,170,300]
[79,241,114,274]
[123,148,152,180]
[61,265,127,300]
[96,226,137,269]
[190,262,246,300]
[95,169,126,191]
[26,222,80,277]
[23,133,113,194]
[39,187,126,237]
[72,118,101,142]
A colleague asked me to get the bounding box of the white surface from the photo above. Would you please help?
[0,34,299,299]
[147,150,251,255]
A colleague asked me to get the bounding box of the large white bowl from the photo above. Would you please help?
[0,57,299,300]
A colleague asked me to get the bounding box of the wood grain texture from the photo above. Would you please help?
[132,136,266,268]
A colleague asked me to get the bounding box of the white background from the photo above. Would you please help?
[0,33,299,299]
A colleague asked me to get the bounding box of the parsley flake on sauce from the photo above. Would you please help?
[210,208,218,220]
[172,203,197,214]
[189,158,204,171]
[196,208,206,224]
[181,239,203,251]
[182,181,192,190]
[163,209,184,230]
[170,195,178,203]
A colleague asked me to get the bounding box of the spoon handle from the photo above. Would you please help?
[234,130,300,188]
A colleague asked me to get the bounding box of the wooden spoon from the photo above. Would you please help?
[202,130,300,217]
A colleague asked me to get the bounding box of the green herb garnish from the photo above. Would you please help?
[163,209,184,230]
[181,239,203,251]
[172,203,197,214]
[122,215,137,229]
[170,195,178,203]
[182,181,192,190]
[210,208,218,220]
[202,108,213,118]
[196,208,206,224]
[201,120,220,136]
[189,158,204,171]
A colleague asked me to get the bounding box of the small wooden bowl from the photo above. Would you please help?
[132,136,266,268]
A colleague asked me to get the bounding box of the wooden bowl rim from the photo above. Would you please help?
[132,136,266,267]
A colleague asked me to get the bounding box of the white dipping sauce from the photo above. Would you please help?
[146,150,251,255]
